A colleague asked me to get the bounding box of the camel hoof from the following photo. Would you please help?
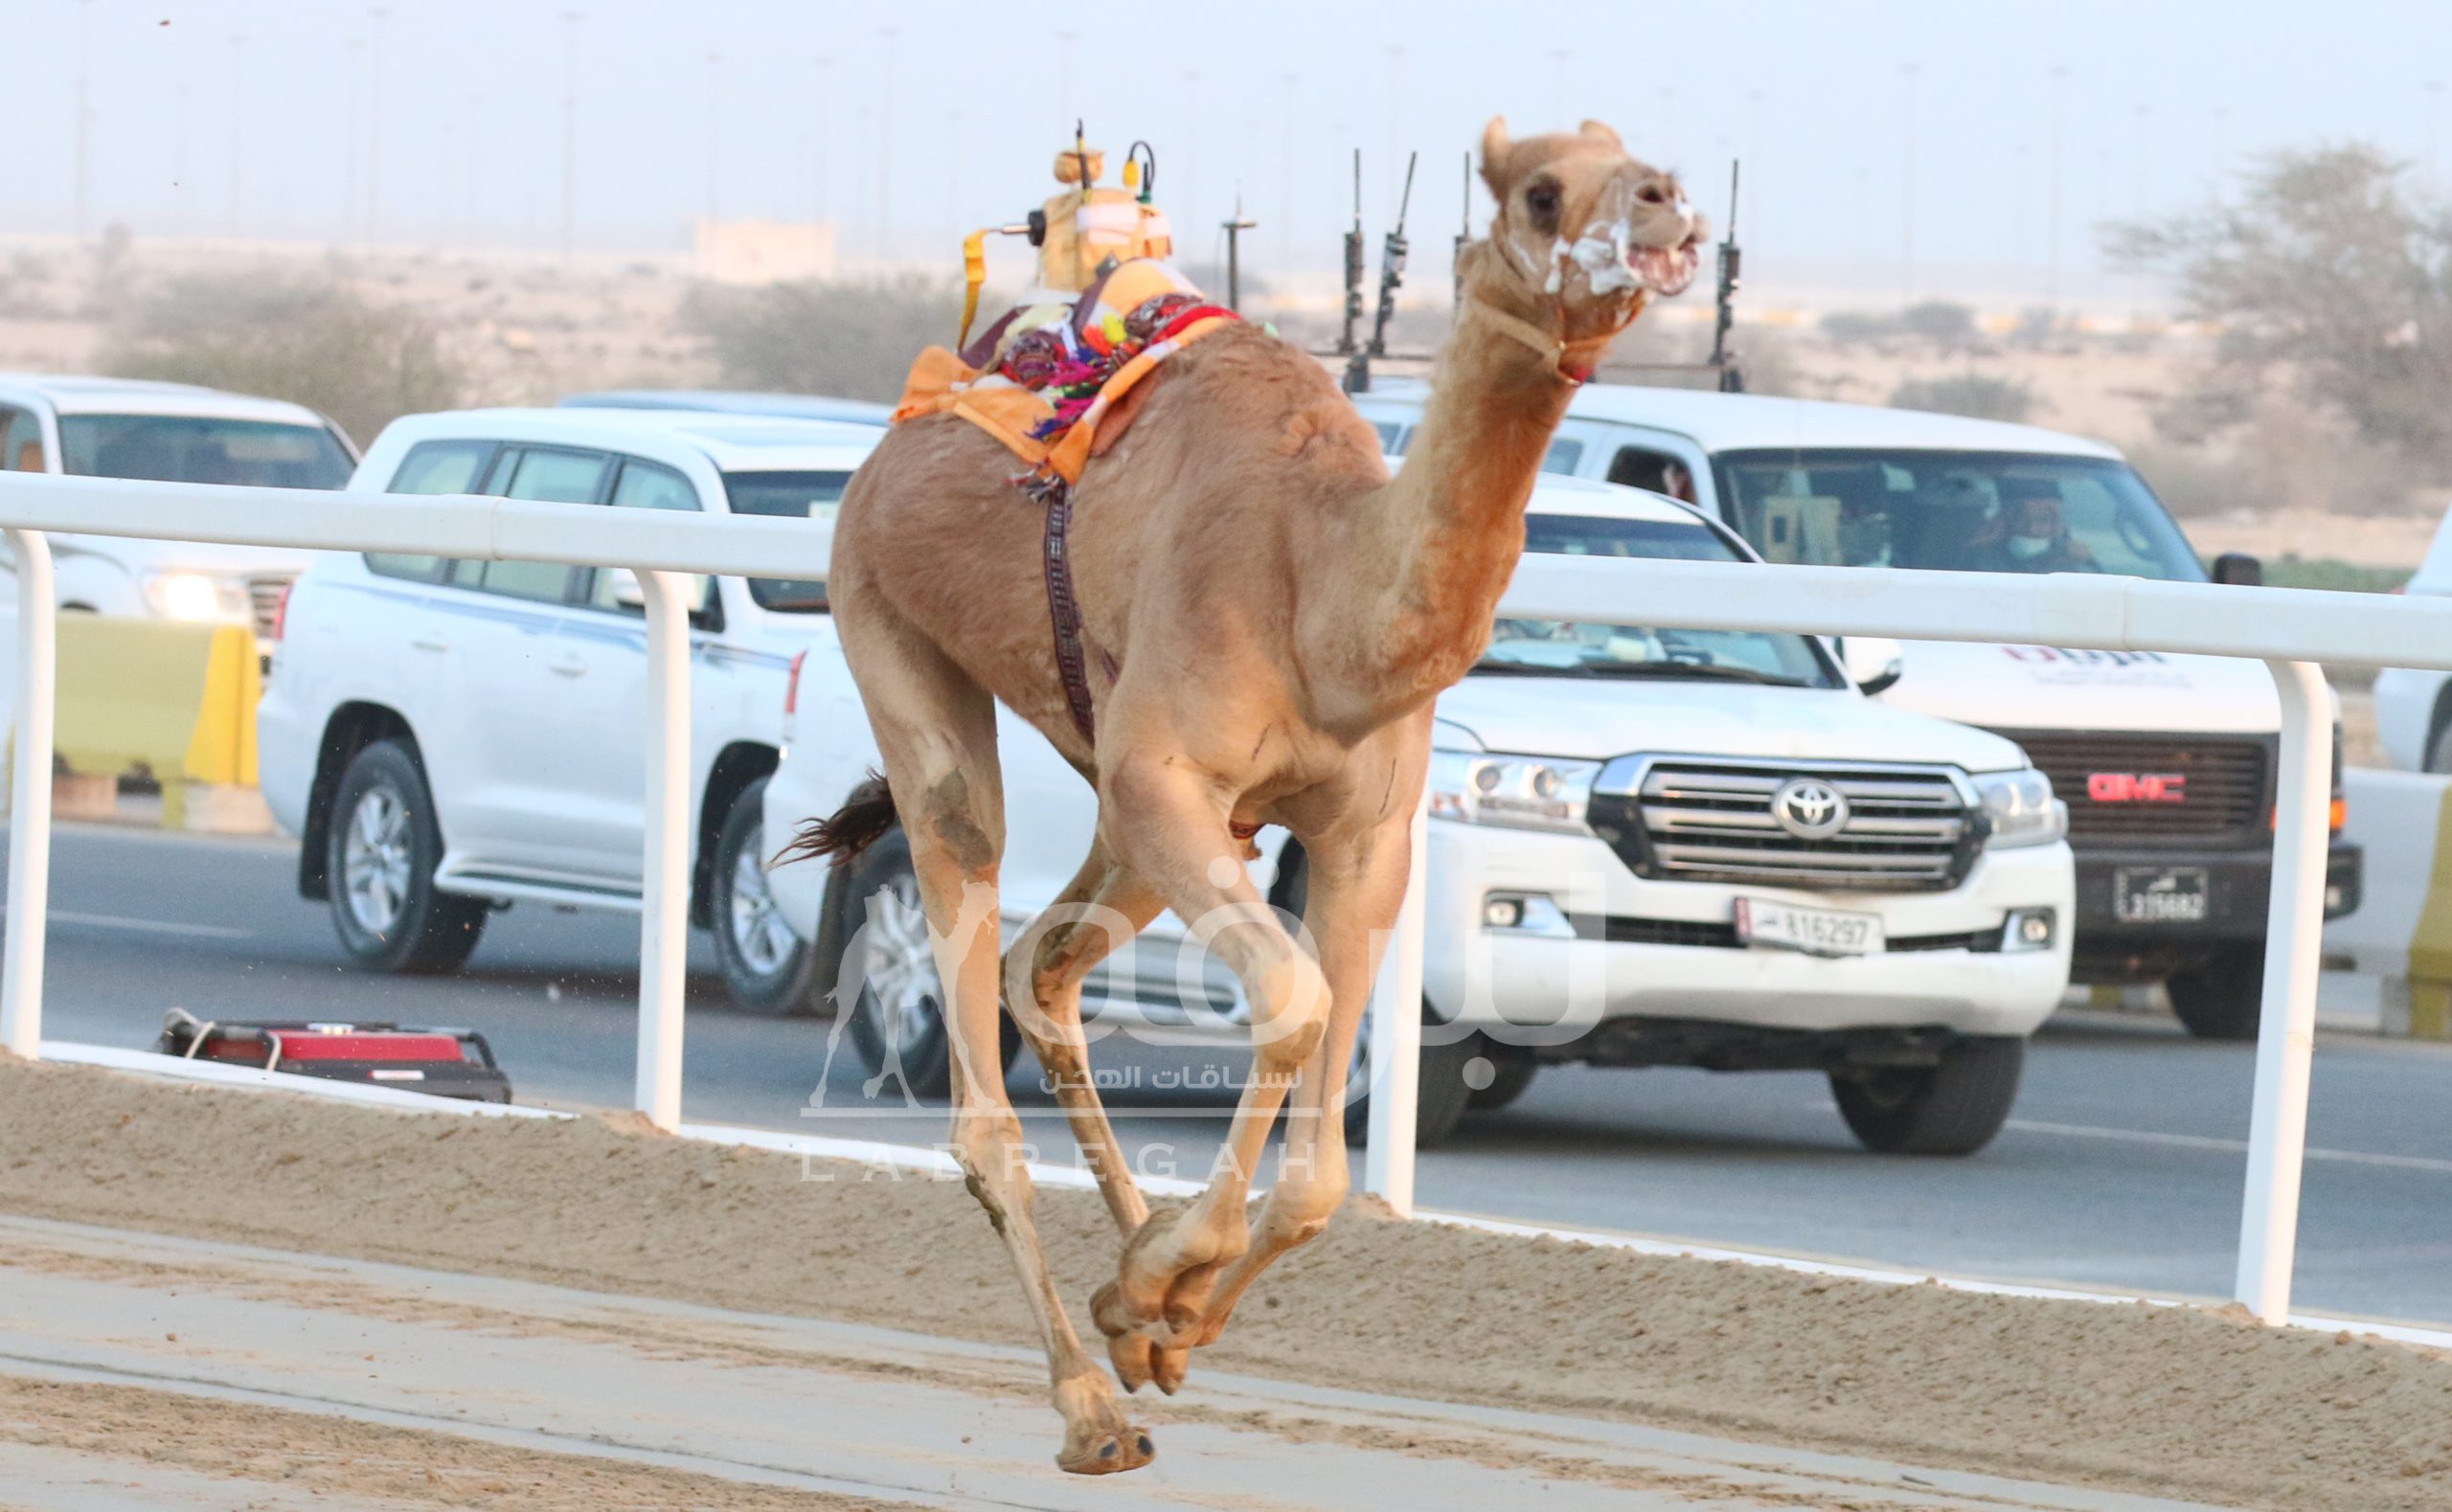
[1057,1424,1156,1476]
[1107,1327,1154,1392]
[1151,1343,1190,1395]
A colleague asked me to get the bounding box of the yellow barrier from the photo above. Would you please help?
[46,616,267,832]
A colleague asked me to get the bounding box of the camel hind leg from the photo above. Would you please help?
[838,613,1152,1476]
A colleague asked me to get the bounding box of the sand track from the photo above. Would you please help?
[1,1056,2447,1509]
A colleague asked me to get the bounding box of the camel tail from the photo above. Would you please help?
[775,771,897,869]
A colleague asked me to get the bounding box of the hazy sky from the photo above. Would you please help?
[7,0,2450,302]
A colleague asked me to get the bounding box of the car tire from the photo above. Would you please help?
[1465,1042,1538,1111]
[2427,720,2452,775]
[2167,947,2265,1041]
[1344,1004,1481,1147]
[824,826,1016,1101]
[324,739,486,974]
[1829,1035,2024,1156]
[711,777,819,1015]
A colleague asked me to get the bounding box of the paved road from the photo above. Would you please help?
[14,822,2452,1326]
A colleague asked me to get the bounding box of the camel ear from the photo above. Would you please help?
[1480,116,1514,197]
[1578,119,1623,148]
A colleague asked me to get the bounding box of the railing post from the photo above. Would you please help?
[2235,658,2331,1322]
[1,530,55,1060]
[634,570,694,1131]
[1364,792,1430,1216]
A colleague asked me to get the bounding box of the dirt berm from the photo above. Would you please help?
[2,1056,2444,1511]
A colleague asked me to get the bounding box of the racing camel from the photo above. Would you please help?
[800,117,1703,1474]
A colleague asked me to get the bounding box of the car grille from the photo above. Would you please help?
[246,575,292,642]
[1588,760,1974,892]
[1986,731,2271,845]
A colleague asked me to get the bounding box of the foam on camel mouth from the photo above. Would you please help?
[1631,240,1702,297]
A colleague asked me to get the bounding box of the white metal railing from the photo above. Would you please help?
[8,472,2452,1329]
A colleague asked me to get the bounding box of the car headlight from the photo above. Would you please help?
[1427,750,1600,833]
[1973,767,2067,848]
[144,571,247,622]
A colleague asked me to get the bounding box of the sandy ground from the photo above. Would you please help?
[0,1213,2225,1512]
[2,1058,2450,1510]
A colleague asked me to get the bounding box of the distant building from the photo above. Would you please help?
[693,220,836,283]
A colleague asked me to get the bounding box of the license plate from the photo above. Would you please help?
[1734,897,1885,957]
[2114,866,2210,924]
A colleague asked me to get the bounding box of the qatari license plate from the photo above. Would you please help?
[2114,866,2210,924]
[1734,897,1885,958]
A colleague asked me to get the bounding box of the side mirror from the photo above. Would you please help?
[605,568,647,611]
[2212,552,2263,587]
[1838,635,1905,695]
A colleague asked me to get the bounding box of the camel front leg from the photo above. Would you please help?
[1087,756,1332,1373]
[1178,809,1410,1351]
[1004,834,1166,1237]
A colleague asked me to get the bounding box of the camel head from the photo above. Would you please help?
[1475,117,1705,361]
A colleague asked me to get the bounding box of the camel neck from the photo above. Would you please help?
[1309,257,1580,733]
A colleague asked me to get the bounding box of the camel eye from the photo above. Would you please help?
[1523,182,1562,233]
[1638,183,1668,205]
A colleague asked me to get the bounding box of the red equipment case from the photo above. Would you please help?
[155,1010,513,1104]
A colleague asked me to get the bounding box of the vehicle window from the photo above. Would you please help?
[366,440,494,582]
[0,407,42,472]
[721,469,852,613]
[1485,513,1838,688]
[1714,448,2206,581]
[1371,419,1401,452]
[1603,445,1695,501]
[502,447,607,504]
[586,460,708,613]
[441,447,602,602]
[57,415,352,489]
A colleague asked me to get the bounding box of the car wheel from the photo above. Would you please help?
[1829,1035,2024,1155]
[2426,720,2452,775]
[1465,1042,1538,1111]
[1344,1002,1482,1147]
[2167,947,2265,1041]
[711,777,818,1015]
[324,739,486,974]
[826,827,1015,1101]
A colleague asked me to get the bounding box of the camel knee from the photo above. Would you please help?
[1249,952,1331,1072]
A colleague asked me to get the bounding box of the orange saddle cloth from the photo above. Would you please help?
[893,260,1238,495]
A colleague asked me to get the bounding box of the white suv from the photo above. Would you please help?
[0,373,358,643]
[258,408,875,1011]
[764,480,2076,1154]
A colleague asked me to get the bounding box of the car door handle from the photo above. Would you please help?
[409,636,450,653]
[547,655,589,678]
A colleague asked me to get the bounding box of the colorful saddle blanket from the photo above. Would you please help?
[892,260,1238,495]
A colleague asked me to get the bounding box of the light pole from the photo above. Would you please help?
[343,37,363,242]
[73,0,93,238]
[227,34,249,238]
[1900,63,1919,301]
[813,56,832,228]
[876,27,897,264]
[367,8,392,242]
[2047,64,2069,310]
[559,11,581,261]
[172,80,191,236]
[1279,72,1298,270]
[704,52,722,225]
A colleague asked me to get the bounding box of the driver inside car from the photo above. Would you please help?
[1973,479,2097,574]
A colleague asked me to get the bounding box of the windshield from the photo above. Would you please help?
[1480,512,1841,688]
[59,414,352,489]
[1714,448,2205,582]
[722,468,851,612]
